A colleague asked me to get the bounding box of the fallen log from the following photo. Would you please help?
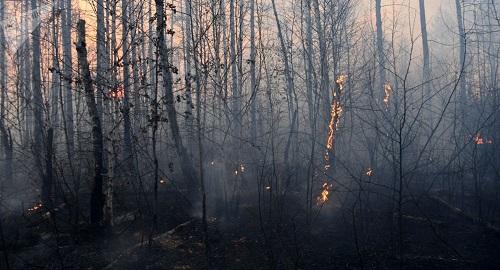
[429,195,500,233]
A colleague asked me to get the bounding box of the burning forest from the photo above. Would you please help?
[0,0,500,269]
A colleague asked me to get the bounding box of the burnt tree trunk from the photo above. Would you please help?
[76,20,106,228]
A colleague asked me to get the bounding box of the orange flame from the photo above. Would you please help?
[326,100,343,151]
[317,183,332,204]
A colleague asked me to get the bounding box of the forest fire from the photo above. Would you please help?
[383,82,392,107]
[1,0,499,268]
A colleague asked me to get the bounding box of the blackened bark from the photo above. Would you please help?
[76,20,106,227]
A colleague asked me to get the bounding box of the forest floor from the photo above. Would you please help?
[2,190,500,270]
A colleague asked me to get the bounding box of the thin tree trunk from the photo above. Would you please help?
[61,0,74,155]
[249,0,257,144]
[312,0,330,131]
[50,1,60,128]
[122,0,135,176]
[376,0,385,97]
[0,0,12,187]
[455,0,467,120]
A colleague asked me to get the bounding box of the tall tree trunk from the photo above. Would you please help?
[31,0,47,204]
[184,0,194,153]
[419,0,430,94]
[50,1,60,128]
[271,0,295,180]
[96,0,106,115]
[229,0,238,136]
[249,0,257,145]
[455,0,467,122]
[375,0,385,97]
[61,0,74,156]
[155,0,198,194]
[76,20,106,228]
[122,0,135,174]
[419,0,431,123]
[0,0,12,187]
[312,0,330,131]
[22,0,33,147]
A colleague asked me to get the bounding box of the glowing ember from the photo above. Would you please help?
[28,202,43,212]
[336,74,348,90]
[210,161,215,166]
[383,82,392,108]
[317,183,332,204]
[234,170,238,176]
[265,186,271,190]
[240,164,245,173]
[366,167,373,176]
[160,178,167,184]
[107,86,124,100]
[473,133,493,145]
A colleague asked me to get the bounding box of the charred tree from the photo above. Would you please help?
[76,20,106,228]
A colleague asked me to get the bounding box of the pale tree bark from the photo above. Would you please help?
[312,0,330,129]
[418,0,434,131]
[376,0,385,97]
[229,0,238,135]
[23,0,32,147]
[130,0,140,128]
[455,0,467,112]
[249,0,257,144]
[419,0,430,98]
[96,0,107,115]
[303,0,316,223]
[76,20,106,228]
[271,0,295,178]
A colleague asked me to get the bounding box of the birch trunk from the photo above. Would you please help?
[375,0,385,98]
